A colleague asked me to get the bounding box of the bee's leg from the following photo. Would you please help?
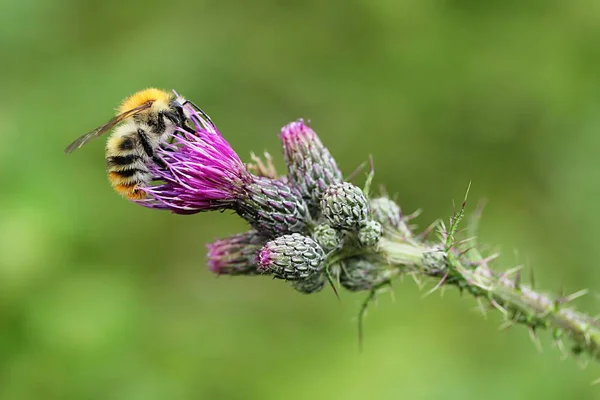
[164,109,195,135]
[137,128,165,168]
[137,128,154,158]
[152,156,167,169]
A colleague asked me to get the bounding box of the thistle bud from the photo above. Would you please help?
[237,176,312,237]
[280,120,343,211]
[369,197,413,238]
[321,182,369,230]
[312,223,342,252]
[370,197,401,229]
[207,230,266,275]
[291,273,326,294]
[422,246,448,275]
[257,233,325,280]
[358,220,383,247]
[339,257,394,292]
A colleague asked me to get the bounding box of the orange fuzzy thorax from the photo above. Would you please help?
[117,88,173,115]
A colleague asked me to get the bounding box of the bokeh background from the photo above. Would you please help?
[2,0,600,398]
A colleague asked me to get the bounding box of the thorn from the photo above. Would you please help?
[584,329,592,346]
[467,198,487,238]
[410,272,424,290]
[357,289,376,353]
[577,358,590,370]
[490,299,508,317]
[386,282,396,303]
[378,184,389,197]
[558,285,565,301]
[514,270,521,291]
[363,155,376,197]
[463,181,472,207]
[345,161,366,182]
[499,266,523,279]
[498,320,514,331]
[404,208,422,221]
[555,339,569,361]
[418,220,439,241]
[529,265,535,290]
[421,273,448,298]
[528,327,543,353]
[455,237,477,247]
[454,227,469,236]
[557,289,589,305]
[476,298,488,319]
[458,247,475,258]
[470,253,500,267]
[324,269,340,301]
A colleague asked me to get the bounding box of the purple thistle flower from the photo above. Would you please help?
[280,120,343,213]
[207,230,267,275]
[137,104,250,213]
[136,101,312,236]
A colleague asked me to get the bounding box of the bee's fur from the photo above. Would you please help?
[66,88,188,200]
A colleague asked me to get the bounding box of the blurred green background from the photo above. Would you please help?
[2,0,600,398]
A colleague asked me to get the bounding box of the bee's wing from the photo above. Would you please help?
[64,102,152,154]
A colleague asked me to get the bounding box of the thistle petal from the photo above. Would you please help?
[137,104,250,213]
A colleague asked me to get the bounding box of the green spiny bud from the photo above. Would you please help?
[291,272,326,294]
[321,182,369,230]
[257,233,325,280]
[369,197,412,238]
[422,246,447,275]
[312,223,342,252]
[370,197,401,228]
[339,257,394,292]
[358,220,383,247]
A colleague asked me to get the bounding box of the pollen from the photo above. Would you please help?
[117,88,172,115]
[111,183,146,200]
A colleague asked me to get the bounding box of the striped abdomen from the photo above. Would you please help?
[106,133,153,200]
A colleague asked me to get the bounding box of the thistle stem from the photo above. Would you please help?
[378,234,600,361]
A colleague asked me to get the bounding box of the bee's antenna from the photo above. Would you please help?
[182,100,215,127]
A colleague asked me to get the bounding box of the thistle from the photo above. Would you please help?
[312,223,342,252]
[256,233,325,280]
[291,272,326,294]
[134,101,311,237]
[280,120,343,214]
[104,94,600,369]
[207,230,267,275]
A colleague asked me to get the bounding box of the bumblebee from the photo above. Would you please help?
[65,88,208,200]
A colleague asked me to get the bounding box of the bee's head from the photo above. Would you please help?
[168,95,215,133]
[166,97,191,131]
